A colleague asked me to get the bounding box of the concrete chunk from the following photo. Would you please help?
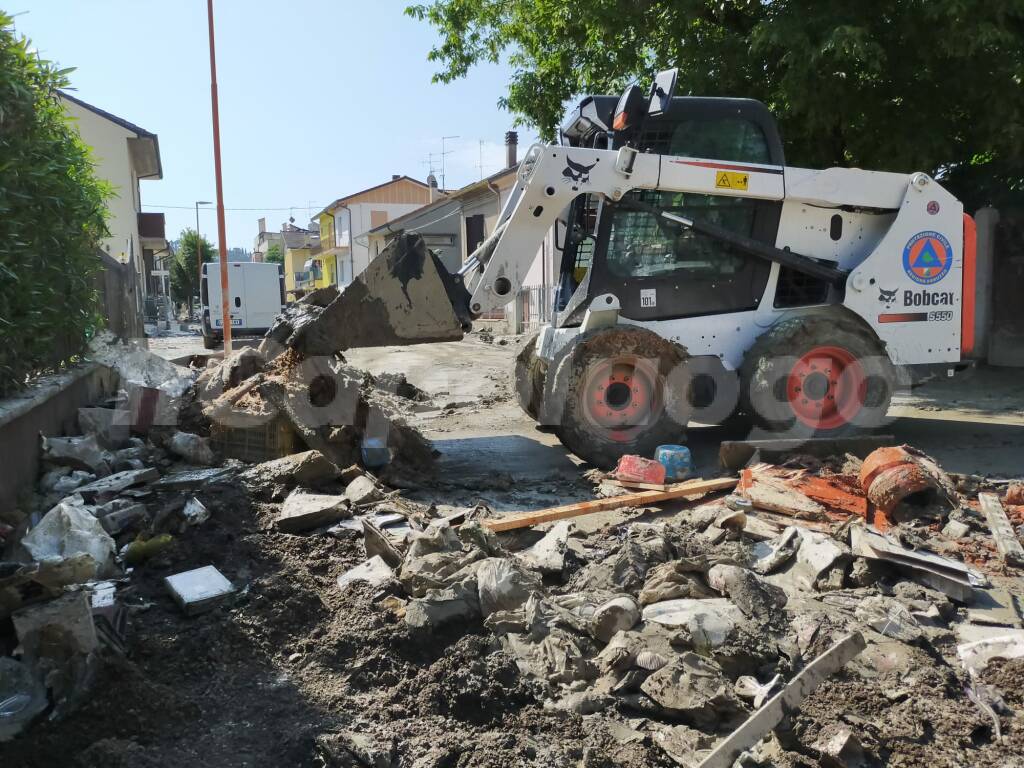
[344,475,382,505]
[277,491,349,533]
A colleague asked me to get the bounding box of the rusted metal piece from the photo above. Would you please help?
[859,445,957,522]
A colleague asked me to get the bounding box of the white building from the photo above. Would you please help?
[59,92,165,296]
[313,176,435,287]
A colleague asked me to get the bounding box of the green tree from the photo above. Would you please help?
[407,1,1024,209]
[170,229,216,315]
[265,242,284,265]
[0,13,112,394]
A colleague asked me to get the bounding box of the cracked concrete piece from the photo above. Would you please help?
[277,491,349,533]
[338,555,394,590]
[518,521,572,574]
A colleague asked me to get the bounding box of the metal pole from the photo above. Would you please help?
[206,0,232,353]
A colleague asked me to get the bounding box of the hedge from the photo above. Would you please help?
[0,13,111,396]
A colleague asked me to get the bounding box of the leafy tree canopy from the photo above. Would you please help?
[0,12,111,393]
[265,242,284,265]
[407,0,1024,209]
[169,229,216,311]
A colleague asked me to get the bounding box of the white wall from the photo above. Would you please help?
[341,202,430,278]
[62,99,141,269]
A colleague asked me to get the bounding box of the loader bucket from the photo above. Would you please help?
[266,233,473,356]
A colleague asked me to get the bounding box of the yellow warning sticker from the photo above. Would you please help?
[715,170,749,191]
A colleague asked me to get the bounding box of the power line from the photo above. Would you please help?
[143,203,326,212]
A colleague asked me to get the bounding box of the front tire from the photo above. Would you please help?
[739,308,895,437]
[548,326,688,469]
[513,331,547,420]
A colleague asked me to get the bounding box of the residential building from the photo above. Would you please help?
[366,132,555,332]
[59,92,165,297]
[281,224,319,299]
[253,217,284,263]
[313,175,436,289]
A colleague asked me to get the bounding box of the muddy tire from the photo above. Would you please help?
[548,326,688,469]
[202,334,219,350]
[513,331,548,421]
[739,307,894,437]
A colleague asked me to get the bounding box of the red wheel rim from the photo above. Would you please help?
[581,357,661,442]
[786,346,866,430]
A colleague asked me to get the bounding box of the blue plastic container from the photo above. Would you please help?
[655,444,692,482]
[361,437,390,469]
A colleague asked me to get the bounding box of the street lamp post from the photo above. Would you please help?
[194,200,212,315]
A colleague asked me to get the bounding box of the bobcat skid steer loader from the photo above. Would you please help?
[268,70,980,468]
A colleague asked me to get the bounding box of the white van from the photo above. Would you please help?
[201,261,284,349]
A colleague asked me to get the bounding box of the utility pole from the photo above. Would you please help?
[440,135,459,191]
[206,0,232,353]
[194,200,211,315]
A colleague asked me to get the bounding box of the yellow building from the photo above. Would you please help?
[284,245,313,299]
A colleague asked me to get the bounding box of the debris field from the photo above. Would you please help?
[2,337,1024,768]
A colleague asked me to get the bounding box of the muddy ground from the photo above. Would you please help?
[7,333,1019,767]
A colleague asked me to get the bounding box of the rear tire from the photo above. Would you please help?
[513,331,547,420]
[739,308,894,437]
[548,326,688,469]
[202,334,219,350]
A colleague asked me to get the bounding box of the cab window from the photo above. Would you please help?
[641,118,771,164]
[605,190,758,281]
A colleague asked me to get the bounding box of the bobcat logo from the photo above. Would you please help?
[562,157,598,190]
[878,286,898,307]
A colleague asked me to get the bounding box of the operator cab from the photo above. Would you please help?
[554,75,793,326]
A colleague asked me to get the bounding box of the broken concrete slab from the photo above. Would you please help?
[41,434,110,476]
[345,475,382,506]
[277,491,349,533]
[153,466,233,491]
[966,587,1022,627]
[641,598,744,648]
[75,467,160,500]
[13,590,99,655]
[98,502,148,535]
[240,450,339,487]
[164,565,235,615]
[517,520,572,574]
[338,555,394,590]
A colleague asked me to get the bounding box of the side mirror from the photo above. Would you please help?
[647,68,678,117]
[612,85,646,132]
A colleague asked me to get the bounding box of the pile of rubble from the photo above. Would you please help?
[2,337,1024,766]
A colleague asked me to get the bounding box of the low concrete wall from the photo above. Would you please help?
[0,363,118,522]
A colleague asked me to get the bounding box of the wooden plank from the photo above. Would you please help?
[606,478,670,492]
[481,477,737,532]
[696,632,866,768]
[979,492,1024,567]
[719,435,895,471]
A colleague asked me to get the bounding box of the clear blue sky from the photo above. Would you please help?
[12,1,537,250]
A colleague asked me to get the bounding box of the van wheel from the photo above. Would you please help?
[202,335,219,350]
[549,326,688,469]
[513,331,547,420]
[739,308,895,437]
